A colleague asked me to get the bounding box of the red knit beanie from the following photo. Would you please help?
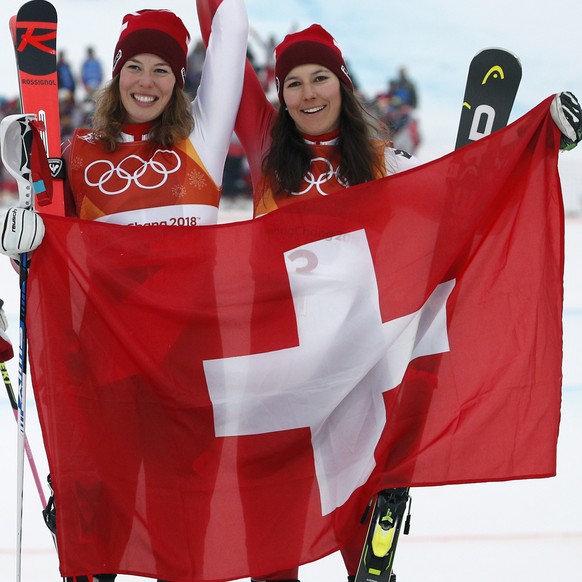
[112,9,190,88]
[274,24,353,103]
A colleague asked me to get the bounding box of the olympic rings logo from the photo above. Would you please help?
[85,149,182,195]
[293,157,349,197]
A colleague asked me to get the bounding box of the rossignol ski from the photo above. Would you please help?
[8,2,79,580]
[11,0,65,216]
[455,47,522,149]
[355,48,522,582]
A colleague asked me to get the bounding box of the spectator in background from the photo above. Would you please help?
[373,67,421,154]
[387,101,421,154]
[184,39,206,97]
[56,50,77,141]
[249,28,277,94]
[57,50,76,102]
[389,66,418,109]
[81,47,104,96]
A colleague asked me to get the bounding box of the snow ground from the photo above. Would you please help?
[0,200,581,581]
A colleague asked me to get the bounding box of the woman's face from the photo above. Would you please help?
[282,64,342,136]
[119,53,176,124]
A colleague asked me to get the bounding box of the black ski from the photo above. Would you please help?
[455,47,522,149]
[354,488,410,582]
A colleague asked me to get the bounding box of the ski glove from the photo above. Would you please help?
[550,91,582,150]
[0,206,45,259]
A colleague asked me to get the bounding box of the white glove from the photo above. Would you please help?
[0,206,45,258]
[550,91,582,150]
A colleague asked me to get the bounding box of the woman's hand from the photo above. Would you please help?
[0,207,45,258]
[550,91,582,150]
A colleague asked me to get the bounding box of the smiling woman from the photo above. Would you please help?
[0,0,249,580]
[231,22,418,218]
[231,21,418,582]
[196,5,419,580]
[0,0,248,233]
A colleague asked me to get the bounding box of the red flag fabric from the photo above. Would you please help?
[27,98,564,581]
[0,298,13,361]
[0,328,13,361]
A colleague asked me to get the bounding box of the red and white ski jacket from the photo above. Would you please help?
[234,66,418,216]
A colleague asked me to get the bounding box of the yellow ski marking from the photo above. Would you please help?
[482,65,505,84]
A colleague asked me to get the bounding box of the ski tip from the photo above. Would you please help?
[474,47,521,64]
[9,17,16,45]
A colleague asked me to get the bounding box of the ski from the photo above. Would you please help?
[455,47,522,150]
[354,488,411,582]
[11,0,65,216]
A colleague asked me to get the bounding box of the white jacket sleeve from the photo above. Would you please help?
[384,147,420,175]
[190,0,249,186]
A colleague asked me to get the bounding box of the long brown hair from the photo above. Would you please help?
[91,76,194,152]
[261,83,389,195]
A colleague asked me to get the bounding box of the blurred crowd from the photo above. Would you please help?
[0,33,420,201]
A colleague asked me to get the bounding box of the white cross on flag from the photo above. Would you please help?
[205,229,454,515]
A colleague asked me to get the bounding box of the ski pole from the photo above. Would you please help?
[15,248,30,582]
[1,360,47,508]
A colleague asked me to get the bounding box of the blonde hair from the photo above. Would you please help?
[91,76,194,152]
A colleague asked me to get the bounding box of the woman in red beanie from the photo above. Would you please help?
[0,2,248,582]
[197,4,416,582]
[59,1,247,226]
[194,4,582,582]
[237,24,414,582]
[67,4,248,582]
[2,0,248,231]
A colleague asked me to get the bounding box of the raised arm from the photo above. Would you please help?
[190,0,249,186]
[196,0,277,192]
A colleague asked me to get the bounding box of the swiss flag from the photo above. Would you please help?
[27,98,563,581]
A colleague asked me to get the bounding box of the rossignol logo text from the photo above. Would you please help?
[22,79,56,85]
